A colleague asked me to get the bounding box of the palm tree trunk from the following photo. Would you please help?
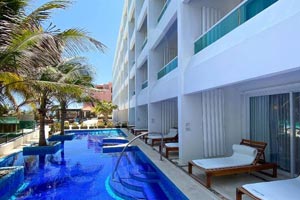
[38,94,47,146]
[60,101,67,135]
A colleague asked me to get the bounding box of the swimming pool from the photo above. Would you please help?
[0,129,188,199]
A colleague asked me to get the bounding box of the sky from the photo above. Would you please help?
[31,0,124,85]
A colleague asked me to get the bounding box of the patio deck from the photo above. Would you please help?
[148,140,288,200]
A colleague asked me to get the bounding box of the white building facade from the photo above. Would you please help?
[112,0,300,177]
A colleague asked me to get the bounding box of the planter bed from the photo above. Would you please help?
[23,141,62,155]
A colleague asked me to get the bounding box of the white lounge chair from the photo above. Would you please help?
[131,128,148,135]
[188,139,277,188]
[192,144,258,169]
[83,119,98,128]
[237,176,300,200]
[144,128,178,146]
[159,142,179,158]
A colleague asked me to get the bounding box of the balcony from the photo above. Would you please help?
[157,57,178,80]
[194,0,278,54]
[141,38,148,50]
[157,0,171,23]
[141,80,148,89]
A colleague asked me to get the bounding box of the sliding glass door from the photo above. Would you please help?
[293,93,300,174]
[250,92,300,175]
[250,93,294,173]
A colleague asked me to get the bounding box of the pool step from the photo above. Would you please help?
[102,144,134,153]
[119,177,145,192]
[101,137,128,146]
[129,169,159,183]
[109,151,169,199]
[125,152,156,172]
[120,178,168,200]
[112,170,168,200]
[109,178,146,200]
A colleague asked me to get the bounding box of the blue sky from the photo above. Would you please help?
[31,0,124,84]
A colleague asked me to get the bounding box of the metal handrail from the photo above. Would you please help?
[112,131,164,180]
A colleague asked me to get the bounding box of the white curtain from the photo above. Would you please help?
[161,99,178,134]
[201,89,225,157]
[250,94,291,172]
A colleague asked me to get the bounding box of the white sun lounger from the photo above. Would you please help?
[189,139,277,188]
[237,176,300,200]
[192,144,258,169]
[159,142,179,158]
[144,128,178,146]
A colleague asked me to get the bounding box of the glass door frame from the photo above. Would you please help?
[243,85,300,177]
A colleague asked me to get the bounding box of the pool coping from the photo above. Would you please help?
[0,127,220,199]
[122,128,221,200]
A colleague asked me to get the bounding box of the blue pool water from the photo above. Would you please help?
[0,129,188,200]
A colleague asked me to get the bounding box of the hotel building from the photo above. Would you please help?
[112,0,300,177]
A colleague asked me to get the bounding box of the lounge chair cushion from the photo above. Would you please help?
[192,144,257,169]
[242,176,300,200]
[147,129,178,139]
[165,143,178,148]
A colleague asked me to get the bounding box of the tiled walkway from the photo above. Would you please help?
[148,140,287,200]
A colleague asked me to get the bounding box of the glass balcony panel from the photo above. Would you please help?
[157,0,171,23]
[141,81,148,89]
[141,38,148,50]
[194,0,278,54]
[157,57,178,80]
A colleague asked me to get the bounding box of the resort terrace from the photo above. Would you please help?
[0,126,289,200]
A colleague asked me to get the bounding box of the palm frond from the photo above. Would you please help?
[0,72,23,85]
[0,0,28,21]
[23,0,71,27]
[0,27,55,73]
[55,28,106,57]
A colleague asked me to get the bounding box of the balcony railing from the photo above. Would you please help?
[157,0,171,23]
[141,38,148,50]
[141,80,148,89]
[157,56,178,80]
[194,0,278,54]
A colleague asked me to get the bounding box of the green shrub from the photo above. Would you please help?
[121,122,128,128]
[106,122,114,128]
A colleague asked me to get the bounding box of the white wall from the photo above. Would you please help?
[148,99,178,133]
[223,86,244,154]
[220,69,300,154]
[129,108,135,125]
[184,0,300,94]
[148,102,162,132]
[179,89,226,163]
[150,70,179,103]
[136,105,148,128]
[149,0,177,49]
[179,94,203,164]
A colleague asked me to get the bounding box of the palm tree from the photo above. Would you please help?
[0,0,73,74]
[53,57,95,135]
[0,72,37,112]
[0,0,106,146]
[92,101,118,126]
[0,0,72,110]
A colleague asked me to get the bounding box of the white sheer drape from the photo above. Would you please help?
[250,94,290,172]
[201,89,225,157]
